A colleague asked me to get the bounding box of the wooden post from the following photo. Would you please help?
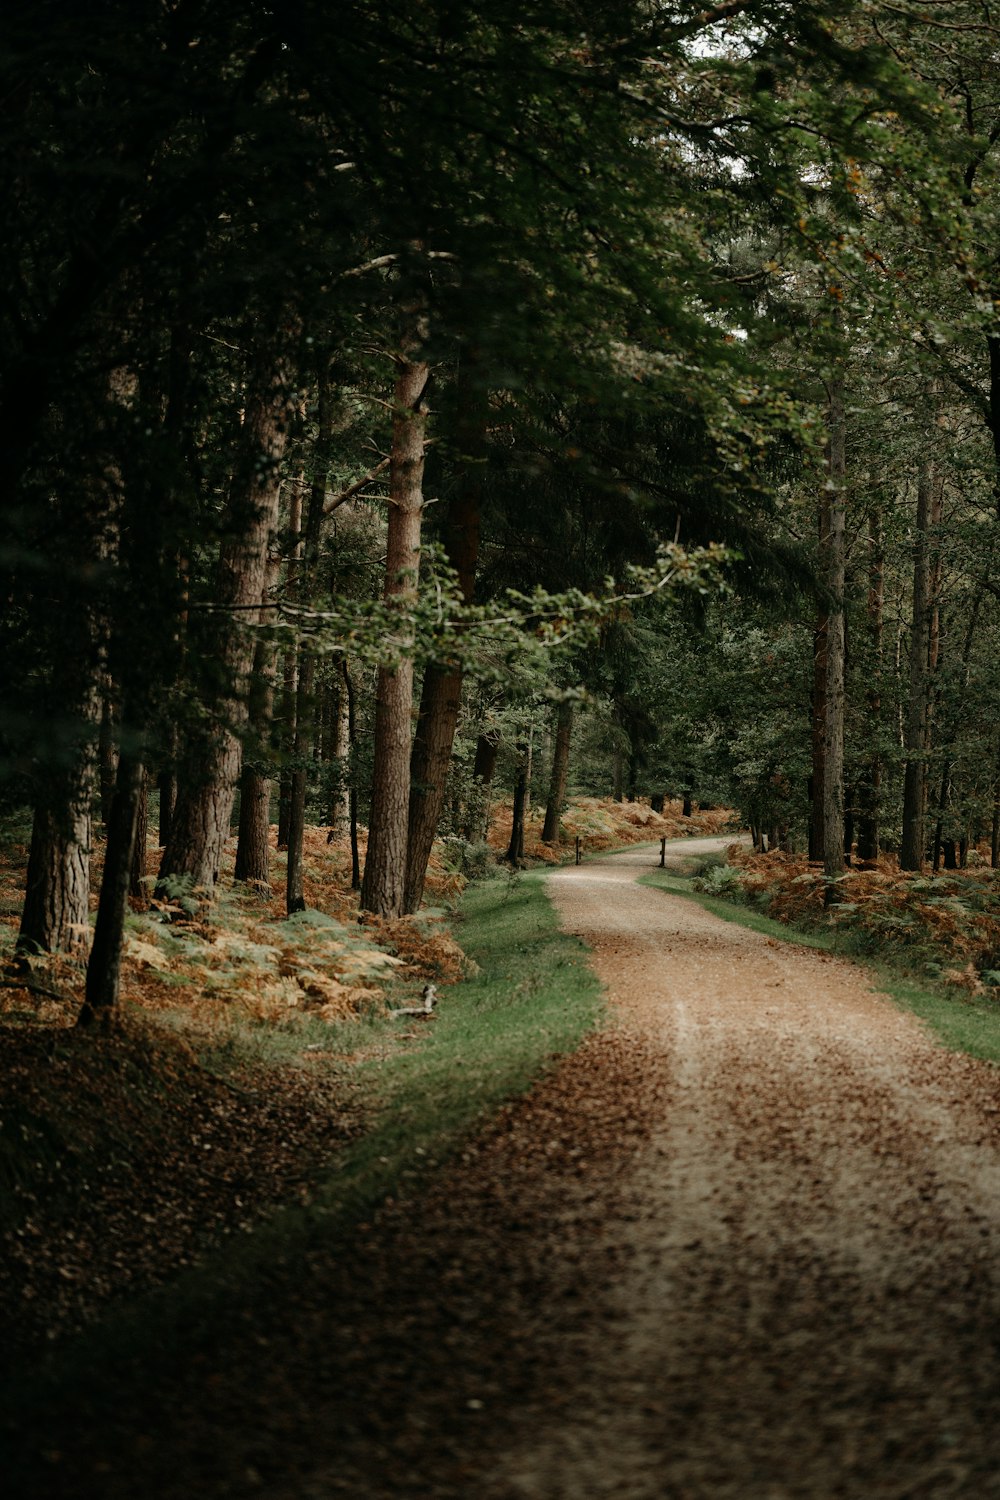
[660,837,666,867]
[575,836,582,866]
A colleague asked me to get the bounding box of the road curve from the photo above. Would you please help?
[484,841,1000,1498]
[22,841,1000,1500]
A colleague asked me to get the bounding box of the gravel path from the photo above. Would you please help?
[17,841,1000,1499]
[484,842,1000,1498]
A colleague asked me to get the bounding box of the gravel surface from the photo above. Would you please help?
[15,841,1000,1499]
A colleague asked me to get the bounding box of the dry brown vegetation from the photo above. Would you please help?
[723,844,1000,991]
[490,796,737,865]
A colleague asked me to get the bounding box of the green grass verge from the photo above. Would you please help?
[640,867,1000,1065]
[334,871,604,1183]
[3,871,603,1433]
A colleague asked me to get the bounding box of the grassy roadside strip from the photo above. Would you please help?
[3,871,603,1438]
[639,868,1000,1066]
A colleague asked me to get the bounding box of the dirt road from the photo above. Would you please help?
[19,842,1000,1499]
[479,841,1000,1498]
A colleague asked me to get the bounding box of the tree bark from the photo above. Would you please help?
[159,331,296,892]
[98,691,119,826]
[823,373,847,899]
[900,453,938,871]
[402,357,485,913]
[157,766,176,849]
[276,483,303,850]
[541,701,574,844]
[129,768,150,906]
[360,353,429,917]
[80,751,144,1024]
[330,676,351,831]
[18,788,94,957]
[808,543,830,863]
[287,368,332,915]
[18,665,100,957]
[235,762,273,894]
[463,731,499,840]
[855,507,884,862]
[506,747,529,866]
[342,660,361,889]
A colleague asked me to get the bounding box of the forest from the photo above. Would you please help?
[4,1,1000,1493]
[5,0,1000,1010]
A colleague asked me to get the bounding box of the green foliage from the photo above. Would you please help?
[691,863,747,900]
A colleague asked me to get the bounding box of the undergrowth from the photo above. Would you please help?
[1,869,603,1443]
[712,845,1000,994]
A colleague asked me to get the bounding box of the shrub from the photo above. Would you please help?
[691,864,747,900]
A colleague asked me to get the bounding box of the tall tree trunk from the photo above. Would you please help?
[80,750,144,1024]
[330,675,351,831]
[402,357,485,914]
[129,768,149,906]
[234,553,281,896]
[98,690,119,826]
[855,507,884,861]
[360,353,430,917]
[506,746,528,866]
[343,660,361,889]
[823,374,847,898]
[235,765,272,894]
[160,330,296,892]
[157,765,176,849]
[18,776,95,958]
[923,586,983,876]
[626,743,639,802]
[900,453,938,871]
[541,701,574,844]
[463,731,499,840]
[612,743,624,803]
[276,482,303,849]
[18,660,101,956]
[287,366,333,915]
[809,535,830,862]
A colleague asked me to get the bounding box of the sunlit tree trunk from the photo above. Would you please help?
[403,361,485,913]
[287,365,332,914]
[360,353,429,917]
[330,675,351,831]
